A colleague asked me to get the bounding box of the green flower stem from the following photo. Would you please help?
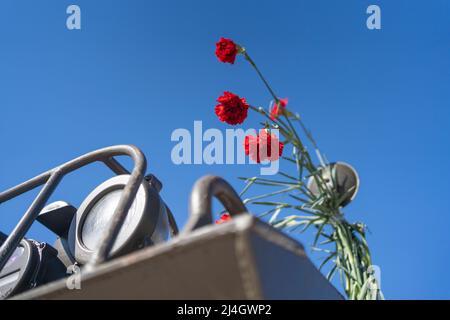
[243,52,279,103]
[248,105,292,139]
[296,116,320,150]
[242,50,331,200]
[237,47,383,300]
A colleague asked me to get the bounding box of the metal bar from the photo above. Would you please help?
[87,150,146,267]
[103,157,130,175]
[0,172,52,204]
[0,144,147,272]
[0,171,62,271]
[183,175,248,234]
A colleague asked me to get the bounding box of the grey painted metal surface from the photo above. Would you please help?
[307,162,360,208]
[13,175,342,300]
[1,149,343,300]
[15,215,343,300]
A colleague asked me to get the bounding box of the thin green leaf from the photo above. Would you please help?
[319,252,337,271]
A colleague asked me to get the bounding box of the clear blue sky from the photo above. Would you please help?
[1,0,449,299]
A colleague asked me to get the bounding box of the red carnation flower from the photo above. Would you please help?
[215,91,249,125]
[270,98,288,120]
[244,130,284,163]
[215,37,238,64]
[215,213,231,224]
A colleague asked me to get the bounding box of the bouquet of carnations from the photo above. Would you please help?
[213,37,383,300]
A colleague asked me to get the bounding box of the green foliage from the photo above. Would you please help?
[239,116,383,299]
[219,45,383,300]
[241,52,383,300]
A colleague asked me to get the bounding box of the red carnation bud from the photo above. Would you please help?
[215,213,231,224]
[215,91,249,125]
[244,130,284,163]
[215,37,239,64]
[270,98,288,120]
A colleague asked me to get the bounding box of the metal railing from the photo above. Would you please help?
[183,175,248,234]
[0,145,147,272]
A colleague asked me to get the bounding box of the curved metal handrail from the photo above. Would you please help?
[182,175,248,234]
[0,145,147,271]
